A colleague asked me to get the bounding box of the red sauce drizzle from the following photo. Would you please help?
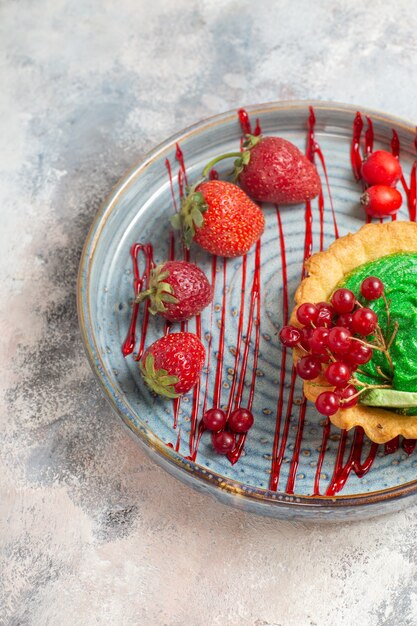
[365,116,374,155]
[175,143,188,187]
[228,240,262,464]
[325,428,379,496]
[121,243,154,359]
[238,108,252,135]
[351,112,364,181]
[269,208,289,491]
[165,158,178,213]
[392,129,417,221]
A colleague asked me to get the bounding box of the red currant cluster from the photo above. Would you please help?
[359,150,403,218]
[202,407,254,455]
[279,276,393,417]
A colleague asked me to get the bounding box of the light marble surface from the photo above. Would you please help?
[2,1,417,624]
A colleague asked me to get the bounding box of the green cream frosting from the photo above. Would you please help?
[341,253,417,395]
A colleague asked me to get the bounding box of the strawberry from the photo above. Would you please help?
[202,135,321,205]
[171,180,264,257]
[135,260,213,322]
[140,332,205,398]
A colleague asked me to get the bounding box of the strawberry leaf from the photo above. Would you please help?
[135,265,178,315]
[139,353,180,398]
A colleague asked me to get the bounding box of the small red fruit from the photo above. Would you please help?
[336,313,353,330]
[296,355,321,380]
[279,326,301,347]
[203,408,227,431]
[135,260,213,322]
[315,391,340,416]
[172,180,265,257]
[296,302,319,326]
[228,408,254,433]
[361,150,402,187]
[338,385,358,409]
[212,431,236,454]
[316,302,334,326]
[351,308,378,336]
[345,342,373,365]
[299,327,313,351]
[324,361,352,387]
[328,326,352,354]
[360,276,384,301]
[331,288,356,314]
[140,332,205,397]
[310,327,330,354]
[360,185,402,218]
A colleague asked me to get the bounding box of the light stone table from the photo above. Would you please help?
[2,1,417,624]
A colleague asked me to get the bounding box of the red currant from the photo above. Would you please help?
[279,326,301,347]
[361,185,402,218]
[310,327,330,354]
[316,302,334,326]
[296,302,319,326]
[228,408,254,433]
[315,391,340,416]
[211,431,235,454]
[360,276,384,301]
[202,408,227,431]
[351,308,378,336]
[299,327,313,351]
[338,384,358,409]
[324,361,352,387]
[336,313,353,330]
[361,150,402,187]
[345,342,373,365]
[331,289,356,314]
[296,355,321,380]
[328,326,352,354]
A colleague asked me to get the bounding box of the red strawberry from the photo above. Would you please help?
[171,180,264,257]
[135,260,213,322]
[140,332,205,398]
[202,135,321,205]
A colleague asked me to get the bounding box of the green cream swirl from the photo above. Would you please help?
[341,253,417,393]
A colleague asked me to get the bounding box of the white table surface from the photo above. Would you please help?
[2,1,417,624]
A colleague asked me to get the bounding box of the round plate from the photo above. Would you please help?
[77,101,417,521]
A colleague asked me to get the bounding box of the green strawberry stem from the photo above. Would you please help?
[134,265,178,315]
[170,184,208,248]
[201,152,243,178]
[140,353,180,398]
[201,134,262,180]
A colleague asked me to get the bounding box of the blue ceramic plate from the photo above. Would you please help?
[78,101,417,521]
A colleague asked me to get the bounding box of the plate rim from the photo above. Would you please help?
[77,99,417,512]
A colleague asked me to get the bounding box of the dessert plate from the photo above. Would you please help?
[77,101,417,521]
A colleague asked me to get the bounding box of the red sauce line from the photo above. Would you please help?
[225,256,247,416]
[269,208,289,490]
[212,258,227,409]
[122,243,154,359]
[391,131,417,222]
[365,116,374,155]
[228,240,262,464]
[326,428,378,496]
[313,418,331,495]
[175,143,188,187]
[286,398,308,494]
[165,158,178,213]
[188,256,217,460]
[238,108,252,135]
[351,111,364,181]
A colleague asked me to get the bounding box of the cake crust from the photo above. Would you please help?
[290,221,417,444]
